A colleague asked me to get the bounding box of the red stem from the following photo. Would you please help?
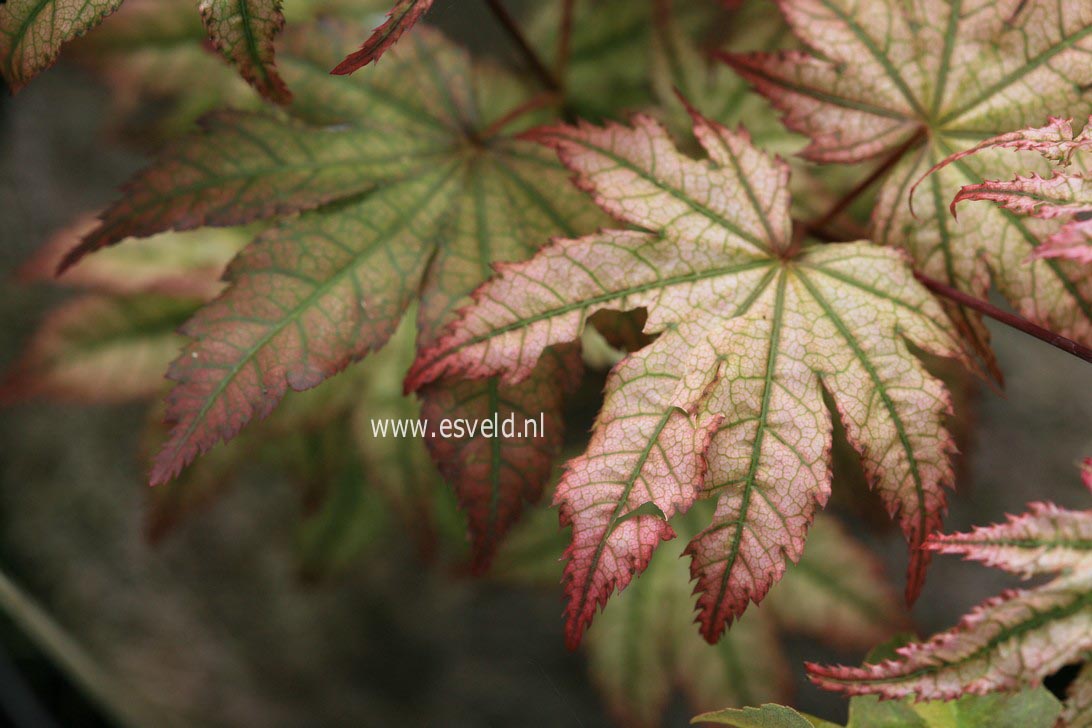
[806,129,925,235]
[479,92,561,140]
[914,272,1092,365]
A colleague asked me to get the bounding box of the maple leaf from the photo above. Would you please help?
[199,0,290,104]
[920,116,1092,267]
[0,0,125,92]
[330,0,433,76]
[64,26,606,570]
[407,109,969,647]
[724,0,1092,365]
[808,471,1092,724]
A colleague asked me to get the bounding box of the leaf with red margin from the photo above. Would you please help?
[919,116,1092,269]
[330,0,434,75]
[407,109,968,646]
[808,472,1092,714]
[199,0,291,104]
[724,0,1092,368]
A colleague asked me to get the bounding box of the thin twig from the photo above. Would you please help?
[915,271,1092,365]
[484,0,560,92]
[806,129,926,237]
[556,0,575,84]
[480,92,561,140]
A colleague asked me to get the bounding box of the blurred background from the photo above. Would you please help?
[1,1,1091,726]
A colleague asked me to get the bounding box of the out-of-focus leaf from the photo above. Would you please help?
[764,515,908,651]
[20,215,248,299]
[587,517,791,728]
[1,295,196,404]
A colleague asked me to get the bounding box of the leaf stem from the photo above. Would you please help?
[483,0,560,92]
[806,129,926,235]
[479,91,561,140]
[914,271,1092,365]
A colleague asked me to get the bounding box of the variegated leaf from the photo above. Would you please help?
[725,0,1092,364]
[408,110,968,646]
[809,475,1092,714]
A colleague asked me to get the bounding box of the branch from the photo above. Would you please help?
[484,0,560,92]
[806,129,926,236]
[480,92,561,140]
[914,272,1092,366]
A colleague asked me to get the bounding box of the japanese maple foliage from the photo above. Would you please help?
[4,1,1092,725]
[921,116,1092,266]
[407,109,971,647]
[725,0,1092,368]
[808,469,1092,725]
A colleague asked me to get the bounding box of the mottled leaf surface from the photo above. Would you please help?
[0,0,124,90]
[199,0,290,103]
[409,111,967,646]
[927,117,1092,267]
[726,0,1092,361]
